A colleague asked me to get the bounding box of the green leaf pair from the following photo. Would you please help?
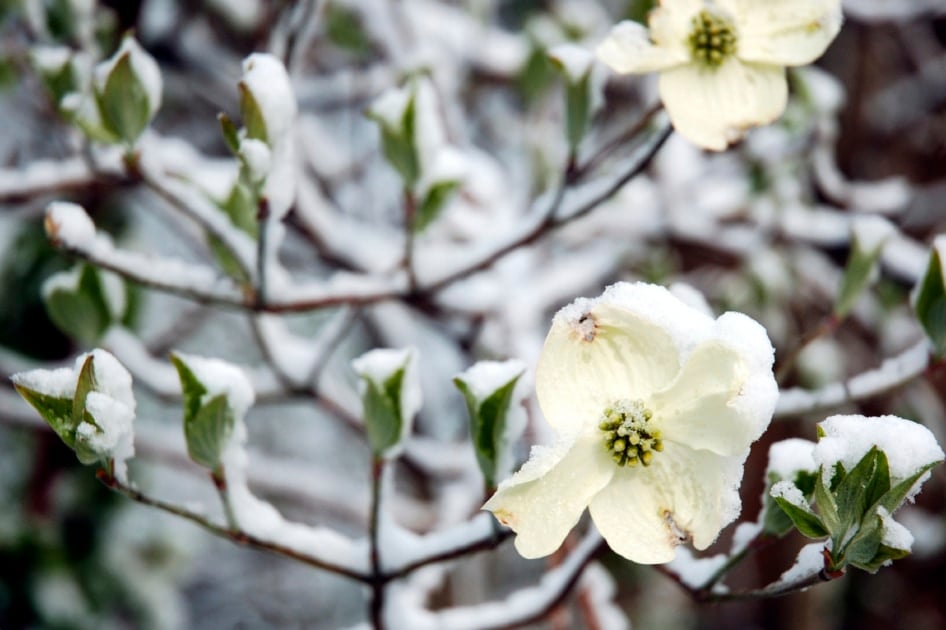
[774,446,938,573]
[44,264,125,345]
[14,355,105,466]
[171,354,237,473]
[454,366,525,490]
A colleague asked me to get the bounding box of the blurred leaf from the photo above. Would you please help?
[374,95,419,188]
[913,245,946,356]
[414,180,459,233]
[184,393,234,470]
[97,52,151,145]
[454,370,523,489]
[362,367,406,456]
[518,45,555,102]
[564,72,591,151]
[836,242,882,318]
[624,0,657,23]
[239,82,268,143]
[44,264,114,345]
[218,112,241,155]
[326,4,372,56]
[171,354,234,470]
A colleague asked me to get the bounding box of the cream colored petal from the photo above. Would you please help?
[535,285,693,435]
[653,311,776,456]
[720,0,843,66]
[596,20,687,74]
[658,59,788,151]
[590,444,746,561]
[483,432,615,559]
[649,0,703,51]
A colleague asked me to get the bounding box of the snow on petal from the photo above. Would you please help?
[483,433,614,559]
[658,59,788,151]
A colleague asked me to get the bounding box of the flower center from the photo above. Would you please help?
[687,10,737,68]
[599,400,662,467]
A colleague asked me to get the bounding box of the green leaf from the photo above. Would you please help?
[97,52,151,145]
[171,354,236,470]
[414,180,459,233]
[72,354,98,431]
[913,244,946,356]
[12,382,75,447]
[843,512,883,570]
[37,56,78,108]
[239,82,268,143]
[855,544,910,573]
[44,264,114,345]
[325,4,372,56]
[772,496,830,539]
[184,393,234,470]
[762,470,817,537]
[170,353,207,424]
[218,112,241,155]
[814,467,842,535]
[454,371,522,489]
[876,460,942,514]
[834,447,882,533]
[564,72,591,151]
[836,242,881,318]
[363,368,406,456]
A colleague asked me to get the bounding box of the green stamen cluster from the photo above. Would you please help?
[688,10,737,68]
[599,400,663,467]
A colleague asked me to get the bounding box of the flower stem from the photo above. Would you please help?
[369,456,386,630]
[403,188,417,291]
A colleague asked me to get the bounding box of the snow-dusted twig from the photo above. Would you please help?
[96,470,370,582]
[0,157,118,203]
[776,339,931,418]
[407,529,603,629]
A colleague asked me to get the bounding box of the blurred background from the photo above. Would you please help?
[1,0,945,628]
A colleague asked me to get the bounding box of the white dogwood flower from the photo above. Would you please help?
[483,282,778,564]
[597,0,843,150]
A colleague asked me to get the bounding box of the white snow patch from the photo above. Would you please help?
[877,506,913,553]
[665,547,727,590]
[771,480,808,508]
[548,43,595,82]
[852,214,896,253]
[767,438,817,481]
[172,352,255,419]
[46,201,96,248]
[241,53,296,145]
[777,542,825,585]
[814,415,944,501]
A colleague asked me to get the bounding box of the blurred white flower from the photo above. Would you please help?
[484,282,777,563]
[597,0,843,150]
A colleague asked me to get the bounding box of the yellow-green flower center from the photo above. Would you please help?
[599,400,662,467]
[688,10,737,68]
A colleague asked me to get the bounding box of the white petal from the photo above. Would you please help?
[649,0,703,51]
[596,20,687,74]
[658,59,788,150]
[653,312,777,456]
[721,0,843,66]
[590,444,746,561]
[483,433,615,558]
[536,285,693,435]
